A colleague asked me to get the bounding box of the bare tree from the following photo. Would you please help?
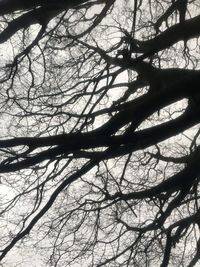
[0,0,200,266]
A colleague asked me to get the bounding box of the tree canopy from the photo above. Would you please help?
[0,0,200,266]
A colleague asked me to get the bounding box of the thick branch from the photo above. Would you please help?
[131,15,200,54]
[108,146,200,201]
[0,0,91,15]
[0,7,61,43]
